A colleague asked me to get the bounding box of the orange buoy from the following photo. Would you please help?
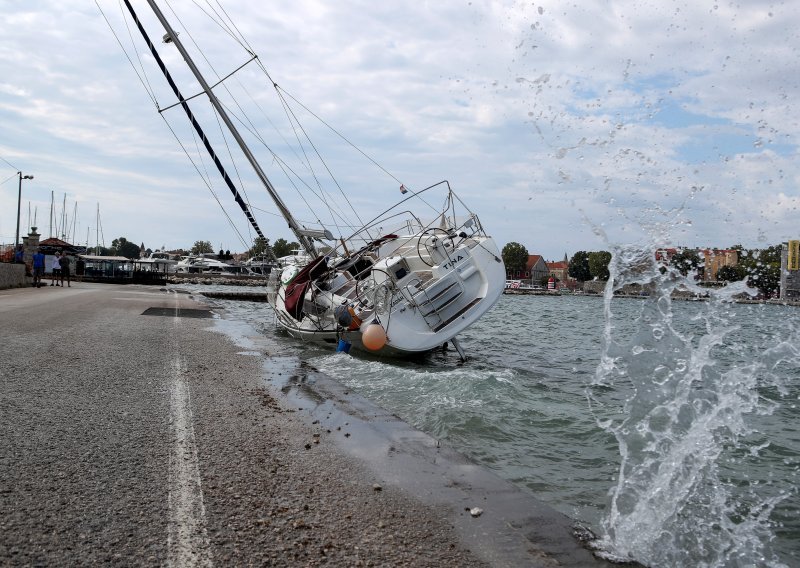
[362,323,387,351]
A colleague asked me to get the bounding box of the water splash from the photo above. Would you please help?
[588,244,796,567]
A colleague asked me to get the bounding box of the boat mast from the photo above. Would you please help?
[138,0,318,257]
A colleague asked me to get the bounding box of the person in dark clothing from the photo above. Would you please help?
[75,257,85,281]
[60,252,72,287]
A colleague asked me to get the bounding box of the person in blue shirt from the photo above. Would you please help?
[14,245,23,264]
[32,248,45,288]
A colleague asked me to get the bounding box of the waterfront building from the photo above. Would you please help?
[700,249,739,282]
[546,254,575,289]
[527,255,549,284]
[655,248,678,264]
[780,240,800,300]
[507,254,548,285]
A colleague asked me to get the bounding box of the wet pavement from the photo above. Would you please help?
[0,283,620,566]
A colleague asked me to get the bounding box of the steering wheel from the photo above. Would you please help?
[416,228,453,267]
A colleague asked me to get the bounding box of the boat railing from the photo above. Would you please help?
[331,181,486,258]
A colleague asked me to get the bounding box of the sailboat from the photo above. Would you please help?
[118,1,505,359]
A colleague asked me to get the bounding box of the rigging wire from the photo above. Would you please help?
[195,0,377,237]
[168,0,343,239]
[162,0,258,217]
[185,119,250,250]
[98,0,253,251]
[0,172,18,186]
[159,1,253,249]
[125,0,266,243]
[96,1,158,109]
[104,0,435,253]
[215,91,360,237]
[207,1,259,62]
[272,88,347,233]
[273,84,438,210]
[276,85,402,184]
[116,0,160,108]
[0,155,19,172]
[192,0,250,52]
[208,105,256,247]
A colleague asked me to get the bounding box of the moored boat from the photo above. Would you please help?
[175,254,240,275]
[135,250,178,273]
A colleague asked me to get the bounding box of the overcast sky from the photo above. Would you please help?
[1,1,798,259]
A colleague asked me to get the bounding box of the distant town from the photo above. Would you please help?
[501,241,800,301]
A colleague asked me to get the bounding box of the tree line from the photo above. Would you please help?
[501,241,783,297]
[92,236,301,260]
[666,245,781,296]
[501,242,612,283]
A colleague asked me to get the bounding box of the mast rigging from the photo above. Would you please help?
[123,0,317,256]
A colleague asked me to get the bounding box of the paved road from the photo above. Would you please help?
[0,283,618,567]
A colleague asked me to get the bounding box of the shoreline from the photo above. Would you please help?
[194,285,800,308]
[0,283,625,566]
[202,291,628,566]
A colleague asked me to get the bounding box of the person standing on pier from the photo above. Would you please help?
[50,253,61,286]
[32,248,45,288]
[59,252,72,287]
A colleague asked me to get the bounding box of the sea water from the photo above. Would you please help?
[182,271,799,567]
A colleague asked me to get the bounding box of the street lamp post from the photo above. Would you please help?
[15,172,34,249]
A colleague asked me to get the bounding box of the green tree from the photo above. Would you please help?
[588,250,612,281]
[741,245,781,297]
[111,237,141,259]
[272,238,300,258]
[716,264,746,282]
[191,240,213,254]
[568,251,591,282]
[671,248,701,277]
[247,237,275,259]
[501,242,529,276]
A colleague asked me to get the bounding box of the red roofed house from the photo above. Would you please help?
[509,254,549,285]
[547,256,575,289]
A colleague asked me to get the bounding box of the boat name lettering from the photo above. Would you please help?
[442,255,465,271]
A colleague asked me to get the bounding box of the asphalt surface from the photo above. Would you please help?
[0,282,621,567]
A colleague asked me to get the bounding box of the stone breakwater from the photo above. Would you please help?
[166,274,268,287]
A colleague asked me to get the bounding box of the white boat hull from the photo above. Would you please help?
[268,231,505,357]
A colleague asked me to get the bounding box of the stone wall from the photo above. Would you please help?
[582,280,606,294]
[0,263,27,289]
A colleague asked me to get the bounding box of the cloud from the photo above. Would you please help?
[1,0,798,258]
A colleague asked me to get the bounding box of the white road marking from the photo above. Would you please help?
[168,326,213,567]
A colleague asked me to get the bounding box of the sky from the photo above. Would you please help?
[1,0,798,260]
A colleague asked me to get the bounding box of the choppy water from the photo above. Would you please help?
[180,276,799,567]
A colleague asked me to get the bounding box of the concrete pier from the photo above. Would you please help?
[0,283,619,566]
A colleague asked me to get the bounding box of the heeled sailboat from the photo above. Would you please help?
[119,0,505,359]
